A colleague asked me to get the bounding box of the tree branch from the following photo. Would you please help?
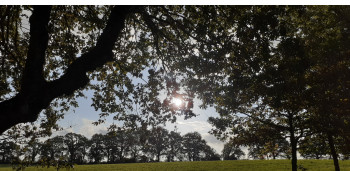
[0,6,135,134]
[21,6,51,93]
[0,6,52,134]
[47,6,133,98]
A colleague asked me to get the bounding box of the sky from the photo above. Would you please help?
[54,88,227,155]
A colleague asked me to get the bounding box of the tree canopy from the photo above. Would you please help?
[1,5,350,171]
[0,5,203,136]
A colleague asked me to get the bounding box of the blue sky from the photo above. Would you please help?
[55,89,226,154]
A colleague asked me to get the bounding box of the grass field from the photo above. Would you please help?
[1,160,350,171]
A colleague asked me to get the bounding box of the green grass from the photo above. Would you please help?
[1,160,350,171]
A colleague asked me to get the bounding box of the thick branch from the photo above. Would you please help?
[47,6,133,98]
[0,6,135,134]
[0,6,52,134]
[21,6,51,93]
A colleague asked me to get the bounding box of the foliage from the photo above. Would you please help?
[181,5,350,171]
[0,5,204,137]
[222,141,245,160]
[1,5,350,171]
[88,134,105,163]
[23,138,41,163]
[146,127,169,162]
[0,140,19,164]
[182,132,219,161]
[1,128,222,168]
[63,133,89,163]
[166,131,184,162]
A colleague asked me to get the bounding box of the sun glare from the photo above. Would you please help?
[172,98,183,107]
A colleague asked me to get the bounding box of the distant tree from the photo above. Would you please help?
[104,132,118,163]
[63,133,88,163]
[335,135,350,160]
[89,134,106,163]
[182,132,208,161]
[39,136,65,162]
[166,131,183,162]
[222,141,245,160]
[246,121,290,160]
[201,145,221,161]
[77,135,89,164]
[262,140,291,160]
[104,128,132,163]
[127,128,146,162]
[115,129,132,162]
[24,138,41,163]
[247,145,264,160]
[147,127,169,162]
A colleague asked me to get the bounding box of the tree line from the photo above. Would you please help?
[3,125,350,168]
[0,127,229,166]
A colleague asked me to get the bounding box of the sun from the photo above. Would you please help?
[172,98,183,107]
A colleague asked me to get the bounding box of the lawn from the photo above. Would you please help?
[1,160,350,171]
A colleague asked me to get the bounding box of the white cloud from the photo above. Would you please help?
[202,133,225,154]
[166,120,225,154]
[52,118,109,139]
[176,120,213,134]
[76,118,109,138]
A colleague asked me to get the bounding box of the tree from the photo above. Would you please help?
[39,136,66,163]
[201,145,221,161]
[127,128,146,162]
[147,126,169,162]
[89,134,105,163]
[181,6,350,171]
[24,138,41,163]
[166,130,183,162]
[222,141,244,160]
[298,6,350,171]
[104,132,119,163]
[0,5,206,136]
[182,6,350,170]
[104,128,133,163]
[76,135,89,164]
[0,5,137,134]
[225,119,290,160]
[182,132,208,161]
[63,133,88,163]
[298,133,329,159]
[2,5,349,171]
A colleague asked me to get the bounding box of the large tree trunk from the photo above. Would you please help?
[328,133,340,171]
[290,132,298,171]
[0,5,134,134]
[288,115,298,171]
